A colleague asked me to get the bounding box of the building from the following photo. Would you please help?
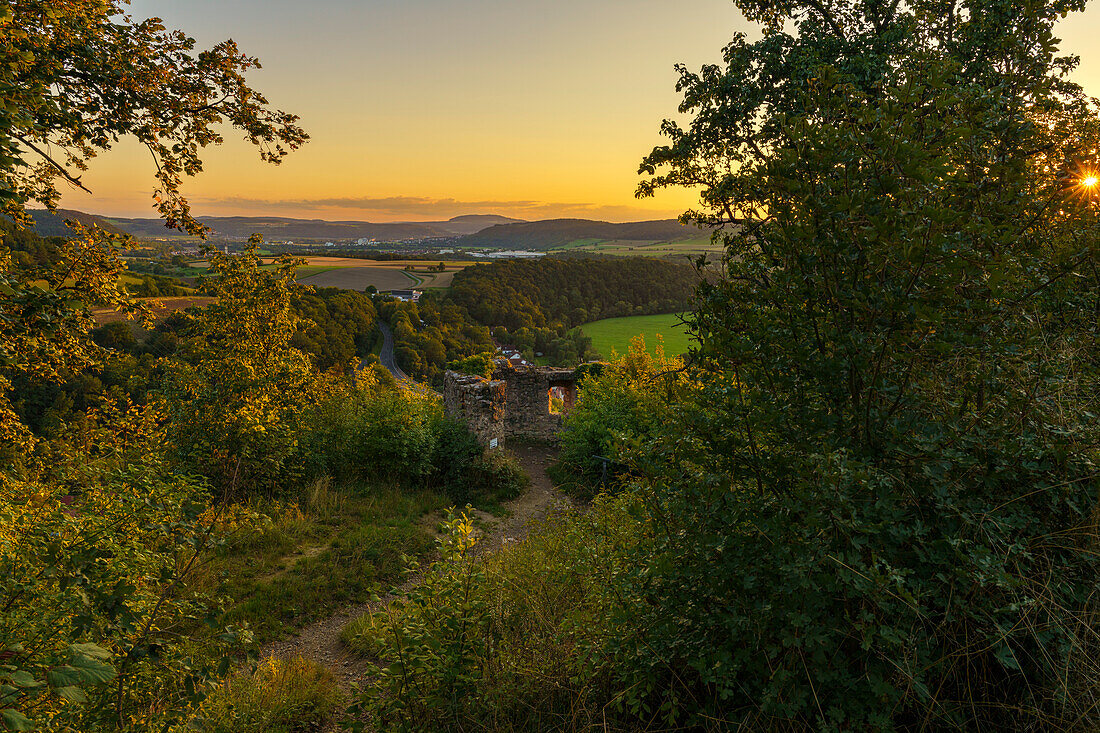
[389,289,421,302]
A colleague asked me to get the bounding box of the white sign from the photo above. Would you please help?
[489,438,499,449]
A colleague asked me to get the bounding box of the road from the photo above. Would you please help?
[376,322,410,382]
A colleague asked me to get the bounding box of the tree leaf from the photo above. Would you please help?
[53,686,88,704]
[68,656,115,684]
[68,643,110,661]
[45,667,82,689]
[0,709,34,731]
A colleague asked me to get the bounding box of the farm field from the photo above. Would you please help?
[581,313,692,359]
[186,256,473,291]
[92,296,216,325]
[298,266,417,291]
[549,236,724,260]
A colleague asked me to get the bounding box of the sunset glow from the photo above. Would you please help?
[54,0,1100,223]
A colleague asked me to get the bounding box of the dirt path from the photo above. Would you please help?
[261,442,568,691]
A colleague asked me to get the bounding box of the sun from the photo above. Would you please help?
[1084,175,1099,188]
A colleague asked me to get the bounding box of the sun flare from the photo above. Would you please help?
[1084,175,1099,187]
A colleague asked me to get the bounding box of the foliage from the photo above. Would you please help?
[447,351,496,379]
[380,254,696,375]
[613,0,1100,728]
[427,418,484,502]
[0,0,306,233]
[0,413,251,732]
[0,223,145,458]
[554,336,687,499]
[461,450,529,505]
[162,238,319,495]
[347,510,490,732]
[188,656,344,733]
[127,273,191,297]
[450,256,696,333]
[345,497,645,732]
[290,287,378,371]
[380,295,494,385]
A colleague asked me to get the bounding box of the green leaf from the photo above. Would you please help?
[0,709,34,731]
[68,644,111,661]
[45,667,82,689]
[68,656,115,684]
[7,673,36,689]
[53,687,88,705]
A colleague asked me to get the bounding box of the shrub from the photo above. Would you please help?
[345,496,644,732]
[464,449,529,503]
[447,351,497,379]
[349,510,490,730]
[429,417,483,502]
[295,378,447,491]
[190,656,343,733]
[555,336,687,499]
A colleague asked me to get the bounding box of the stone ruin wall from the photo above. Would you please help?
[442,371,508,447]
[443,362,583,447]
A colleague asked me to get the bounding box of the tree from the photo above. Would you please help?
[0,9,305,729]
[0,1,307,233]
[0,223,145,457]
[163,237,318,494]
[621,0,1100,728]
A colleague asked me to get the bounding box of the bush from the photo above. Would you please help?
[295,378,447,491]
[464,449,529,503]
[190,656,343,733]
[447,351,496,379]
[429,417,483,502]
[555,336,687,499]
[349,511,490,730]
[345,497,644,732]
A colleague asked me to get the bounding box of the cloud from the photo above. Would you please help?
[193,194,683,223]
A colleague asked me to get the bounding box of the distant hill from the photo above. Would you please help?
[430,215,525,236]
[109,214,525,241]
[456,218,700,250]
[16,211,700,248]
[24,209,129,237]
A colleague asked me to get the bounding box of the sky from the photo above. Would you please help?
[57,0,1100,223]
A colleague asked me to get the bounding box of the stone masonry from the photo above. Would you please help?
[443,361,583,447]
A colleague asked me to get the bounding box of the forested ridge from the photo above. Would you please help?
[456,217,697,249]
[382,255,698,383]
[450,256,698,330]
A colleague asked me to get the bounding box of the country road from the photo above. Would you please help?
[376,322,410,382]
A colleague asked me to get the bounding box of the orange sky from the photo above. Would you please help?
[56,1,1100,223]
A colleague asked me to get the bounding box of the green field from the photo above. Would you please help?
[550,236,723,260]
[581,313,692,359]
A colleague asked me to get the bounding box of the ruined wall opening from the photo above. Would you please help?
[548,386,565,414]
[548,380,577,415]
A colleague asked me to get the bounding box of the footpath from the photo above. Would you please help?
[262,442,569,691]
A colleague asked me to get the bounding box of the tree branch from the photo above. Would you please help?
[14,135,92,193]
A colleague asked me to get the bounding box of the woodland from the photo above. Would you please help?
[3,0,1100,731]
[380,255,699,385]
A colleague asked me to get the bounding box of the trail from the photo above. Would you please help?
[261,442,569,691]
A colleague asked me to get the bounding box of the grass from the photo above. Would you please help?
[581,313,692,359]
[189,656,344,733]
[549,236,724,260]
[205,479,444,643]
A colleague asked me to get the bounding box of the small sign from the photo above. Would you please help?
[489,438,499,449]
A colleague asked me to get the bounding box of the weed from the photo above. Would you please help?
[187,656,344,733]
